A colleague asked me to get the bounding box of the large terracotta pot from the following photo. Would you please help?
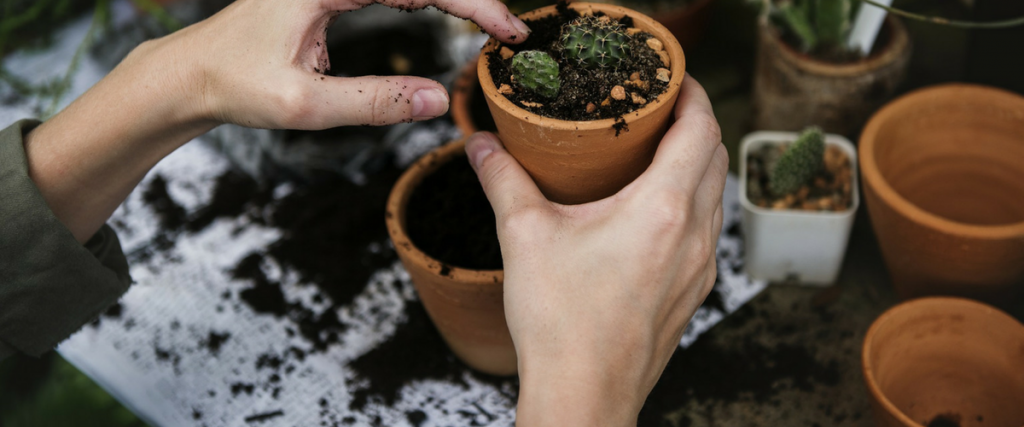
[859,84,1024,305]
[862,297,1024,427]
[385,139,515,376]
[752,16,911,136]
[479,2,686,204]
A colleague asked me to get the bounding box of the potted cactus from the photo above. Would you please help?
[752,0,911,136]
[478,2,686,204]
[739,127,859,285]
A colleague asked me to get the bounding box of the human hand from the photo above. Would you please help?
[465,76,727,427]
[157,0,530,129]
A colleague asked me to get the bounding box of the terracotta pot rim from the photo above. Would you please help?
[759,15,909,77]
[861,296,1024,427]
[738,131,860,218]
[385,138,504,285]
[858,83,1024,238]
[478,2,687,131]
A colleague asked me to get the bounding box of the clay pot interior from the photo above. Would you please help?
[867,97,1024,227]
[862,297,1024,427]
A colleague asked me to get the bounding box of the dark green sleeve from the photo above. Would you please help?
[0,119,132,359]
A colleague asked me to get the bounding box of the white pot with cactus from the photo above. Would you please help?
[739,127,859,286]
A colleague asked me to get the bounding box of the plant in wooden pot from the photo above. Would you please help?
[739,127,858,285]
[478,2,686,204]
[385,138,514,376]
[751,0,911,136]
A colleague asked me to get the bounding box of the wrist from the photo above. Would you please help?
[516,349,644,427]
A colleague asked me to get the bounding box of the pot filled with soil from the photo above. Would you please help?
[752,0,911,136]
[385,138,514,376]
[478,2,686,204]
[862,297,1024,427]
[739,127,858,285]
[450,54,499,136]
[859,84,1024,305]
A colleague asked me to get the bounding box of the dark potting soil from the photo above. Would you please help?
[347,299,516,411]
[405,155,502,270]
[487,4,670,121]
[926,413,962,427]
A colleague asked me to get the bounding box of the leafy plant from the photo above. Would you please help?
[770,126,824,196]
[511,50,561,99]
[560,16,632,69]
[769,0,857,54]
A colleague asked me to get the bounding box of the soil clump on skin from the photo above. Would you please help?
[487,5,670,121]
[405,156,502,270]
[746,143,854,211]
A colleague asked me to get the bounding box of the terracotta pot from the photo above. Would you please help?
[859,84,1024,305]
[385,139,515,376]
[649,0,714,51]
[450,54,497,136]
[478,2,686,205]
[862,297,1024,427]
[752,16,911,136]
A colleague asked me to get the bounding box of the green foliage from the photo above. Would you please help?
[511,50,561,99]
[771,0,854,52]
[770,127,825,196]
[560,16,632,69]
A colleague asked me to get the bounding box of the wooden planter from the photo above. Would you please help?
[752,16,911,136]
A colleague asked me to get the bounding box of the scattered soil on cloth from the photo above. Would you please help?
[487,4,670,121]
[405,156,502,270]
[745,143,853,211]
[926,413,961,427]
[637,302,841,426]
[348,300,516,411]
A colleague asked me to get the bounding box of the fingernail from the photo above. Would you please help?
[510,14,531,36]
[466,132,499,171]
[412,88,449,119]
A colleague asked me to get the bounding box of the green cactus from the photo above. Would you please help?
[510,50,561,99]
[560,16,633,69]
[774,0,853,52]
[770,127,825,196]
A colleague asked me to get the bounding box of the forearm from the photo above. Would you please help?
[23,32,216,243]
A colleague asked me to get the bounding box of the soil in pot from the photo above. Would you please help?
[745,142,853,212]
[486,3,672,121]
[405,157,502,270]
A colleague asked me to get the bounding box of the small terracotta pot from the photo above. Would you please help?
[862,297,1024,427]
[752,16,911,136]
[385,139,516,376]
[450,54,497,136]
[478,2,686,205]
[859,84,1024,305]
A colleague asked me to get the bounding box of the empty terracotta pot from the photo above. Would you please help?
[862,297,1024,427]
[450,54,497,136]
[478,2,686,204]
[859,84,1024,305]
[752,16,911,136]
[385,139,515,376]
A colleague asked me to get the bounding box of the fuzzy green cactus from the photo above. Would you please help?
[560,16,632,69]
[510,50,561,99]
[770,127,825,195]
[775,0,853,52]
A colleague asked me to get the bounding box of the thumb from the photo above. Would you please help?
[465,132,548,220]
[291,74,450,128]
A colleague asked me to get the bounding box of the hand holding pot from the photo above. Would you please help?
[466,76,727,427]
[24,0,530,242]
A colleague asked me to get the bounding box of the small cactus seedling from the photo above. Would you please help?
[560,16,633,69]
[510,50,561,99]
[770,127,825,195]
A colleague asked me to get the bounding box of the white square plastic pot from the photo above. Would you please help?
[739,131,860,286]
